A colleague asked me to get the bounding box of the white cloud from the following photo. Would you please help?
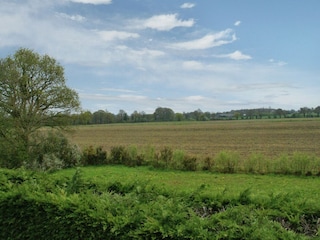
[101,88,138,93]
[217,50,252,60]
[130,48,165,57]
[141,14,195,31]
[169,29,236,50]
[56,13,86,22]
[97,30,140,41]
[70,0,112,5]
[180,3,196,9]
[234,21,241,26]
[182,61,204,70]
[185,95,205,101]
[269,59,288,66]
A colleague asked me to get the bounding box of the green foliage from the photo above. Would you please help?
[1,167,320,239]
[201,156,213,171]
[120,145,145,167]
[290,152,316,176]
[0,48,80,168]
[30,131,81,171]
[213,151,240,173]
[110,146,131,165]
[171,149,185,169]
[244,153,269,174]
[153,146,173,169]
[182,155,198,171]
[77,144,320,176]
[66,167,84,195]
[82,146,107,166]
[0,138,29,168]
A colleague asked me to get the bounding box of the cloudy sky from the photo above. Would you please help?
[1,0,319,114]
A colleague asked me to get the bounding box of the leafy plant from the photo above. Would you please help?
[82,146,107,166]
[110,146,130,165]
[214,151,240,173]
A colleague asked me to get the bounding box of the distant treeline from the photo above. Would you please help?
[70,106,320,125]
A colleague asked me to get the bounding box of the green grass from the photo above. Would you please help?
[53,165,320,203]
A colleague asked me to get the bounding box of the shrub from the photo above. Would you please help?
[66,167,85,195]
[0,139,29,169]
[244,153,269,174]
[142,146,156,165]
[172,150,185,170]
[201,156,213,171]
[182,155,198,171]
[273,154,291,175]
[38,154,64,172]
[110,146,130,165]
[82,146,107,166]
[29,131,81,171]
[127,145,145,166]
[291,152,314,176]
[213,151,240,173]
[152,146,173,169]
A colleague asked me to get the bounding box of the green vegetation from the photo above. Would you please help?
[0,48,80,169]
[79,145,320,176]
[1,166,320,239]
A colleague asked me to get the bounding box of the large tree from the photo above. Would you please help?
[154,107,175,121]
[0,48,80,168]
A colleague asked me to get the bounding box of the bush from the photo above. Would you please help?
[110,146,130,165]
[213,151,240,173]
[127,145,145,166]
[0,138,29,169]
[273,154,291,175]
[201,156,213,171]
[172,150,185,170]
[244,153,269,174]
[82,146,107,166]
[152,146,173,169]
[291,152,315,176]
[29,131,81,171]
[182,155,198,171]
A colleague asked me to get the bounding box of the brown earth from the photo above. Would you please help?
[67,119,320,158]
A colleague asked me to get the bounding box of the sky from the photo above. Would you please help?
[0,0,319,114]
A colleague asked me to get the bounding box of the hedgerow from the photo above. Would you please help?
[81,145,320,176]
[0,168,319,239]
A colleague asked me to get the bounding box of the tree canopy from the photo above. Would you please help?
[0,48,80,168]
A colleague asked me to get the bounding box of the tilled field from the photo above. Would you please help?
[68,119,320,158]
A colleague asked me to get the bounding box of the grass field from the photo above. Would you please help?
[68,118,320,158]
[53,165,320,202]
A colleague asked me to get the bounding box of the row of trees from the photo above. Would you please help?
[70,106,320,125]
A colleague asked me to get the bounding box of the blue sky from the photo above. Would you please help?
[1,0,319,114]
